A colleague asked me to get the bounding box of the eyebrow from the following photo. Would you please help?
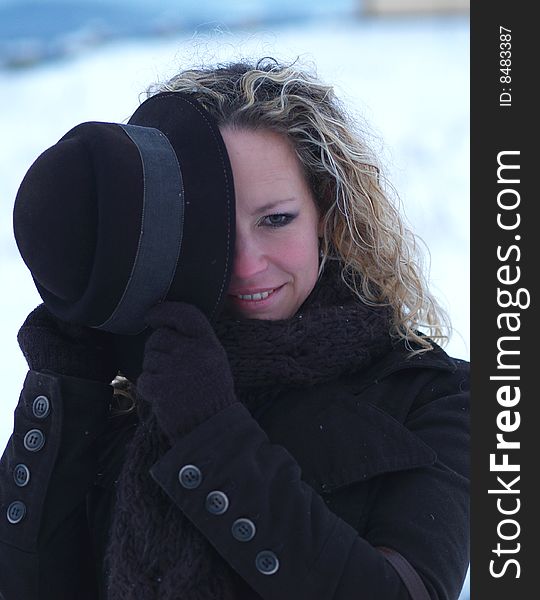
[252,198,297,216]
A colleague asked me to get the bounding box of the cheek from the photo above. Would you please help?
[274,232,319,280]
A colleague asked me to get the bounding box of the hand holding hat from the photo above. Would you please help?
[17,304,118,383]
[136,301,238,442]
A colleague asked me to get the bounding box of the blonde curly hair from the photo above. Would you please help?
[147,57,450,352]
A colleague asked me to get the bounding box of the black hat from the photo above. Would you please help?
[13,92,235,379]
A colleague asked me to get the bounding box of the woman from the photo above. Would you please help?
[0,58,469,599]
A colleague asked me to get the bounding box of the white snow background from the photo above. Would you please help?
[0,14,470,597]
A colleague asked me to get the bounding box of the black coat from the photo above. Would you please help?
[0,342,469,599]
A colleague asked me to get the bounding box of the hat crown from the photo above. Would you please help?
[14,132,98,301]
[13,93,235,378]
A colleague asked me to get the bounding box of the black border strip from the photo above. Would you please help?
[471,2,536,597]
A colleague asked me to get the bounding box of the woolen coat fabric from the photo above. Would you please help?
[0,341,469,599]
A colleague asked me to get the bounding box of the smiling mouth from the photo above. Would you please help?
[229,284,285,304]
[236,289,276,301]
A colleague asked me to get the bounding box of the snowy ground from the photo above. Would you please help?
[0,14,470,596]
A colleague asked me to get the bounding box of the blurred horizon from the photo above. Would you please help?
[1,0,357,69]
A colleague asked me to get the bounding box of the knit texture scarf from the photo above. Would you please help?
[105,260,392,599]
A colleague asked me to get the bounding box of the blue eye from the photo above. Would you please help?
[260,213,296,228]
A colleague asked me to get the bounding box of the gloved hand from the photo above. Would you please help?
[17,303,118,383]
[137,301,237,442]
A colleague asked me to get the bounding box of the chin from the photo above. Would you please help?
[222,301,294,322]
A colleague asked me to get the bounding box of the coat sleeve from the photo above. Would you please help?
[148,364,469,600]
[0,370,111,600]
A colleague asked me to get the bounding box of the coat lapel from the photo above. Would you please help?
[258,382,437,495]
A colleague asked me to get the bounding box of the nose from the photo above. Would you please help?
[232,229,268,281]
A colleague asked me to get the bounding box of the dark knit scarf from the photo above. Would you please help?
[105,260,392,600]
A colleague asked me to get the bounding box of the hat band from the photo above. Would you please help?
[95,124,184,334]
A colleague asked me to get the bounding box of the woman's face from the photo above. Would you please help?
[221,127,321,320]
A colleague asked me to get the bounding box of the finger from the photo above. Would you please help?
[145,301,212,337]
[144,327,182,352]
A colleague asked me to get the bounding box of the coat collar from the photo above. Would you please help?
[365,339,462,381]
[258,378,438,495]
[301,399,437,493]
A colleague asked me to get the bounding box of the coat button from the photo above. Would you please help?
[231,518,256,542]
[23,429,45,452]
[32,395,50,419]
[205,491,229,515]
[255,550,280,575]
[13,464,30,487]
[7,501,26,524]
[178,465,202,489]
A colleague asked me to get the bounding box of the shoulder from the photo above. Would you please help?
[364,337,468,381]
[340,339,469,422]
